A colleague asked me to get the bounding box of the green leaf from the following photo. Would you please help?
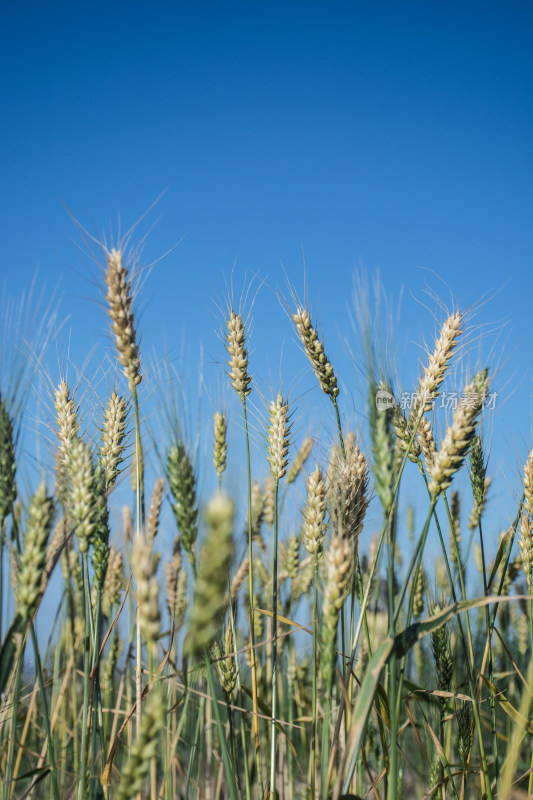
[487,527,512,592]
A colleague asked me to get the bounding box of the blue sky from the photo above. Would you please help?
[1,2,532,554]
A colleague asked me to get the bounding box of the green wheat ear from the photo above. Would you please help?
[15,483,55,620]
[185,492,234,657]
[0,391,16,522]
[469,434,487,507]
[167,440,198,566]
[430,603,453,706]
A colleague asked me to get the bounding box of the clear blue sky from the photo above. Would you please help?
[1,2,532,542]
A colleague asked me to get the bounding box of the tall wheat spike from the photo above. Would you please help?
[428,370,489,497]
[105,249,142,390]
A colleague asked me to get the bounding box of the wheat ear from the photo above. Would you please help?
[167,441,198,566]
[303,466,327,557]
[412,310,463,420]
[15,484,55,620]
[68,438,96,554]
[146,478,164,542]
[428,370,489,497]
[100,390,128,489]
[226,311,252,397]
[286,435,313,485]
[105,249,142,390]
[213,411,228,485]
[185,493,234,656]
[132,535,161,647]
[0,391,16,522]
[292,307,339,398]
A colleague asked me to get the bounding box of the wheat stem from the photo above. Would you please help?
[242,397,263,787]
[269,479,280,798]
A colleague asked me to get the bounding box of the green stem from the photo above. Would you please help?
[204,653,240,800]
[320,693,331,800]
[393,499,435,628]
[29,623,60,800]
[131,384,144,527]
[388,499,435,800]
[335,422,423,797]
[270,479,280,798]
[528,590,533,797]
[227,590,252,800]
[386,500,397,800]
[131,383,144,739]
[477,515,500,790]
[88,589,105,800]
[427,488,493,800]
[310,557,319,799]
[242,396,263,789]
[78,554,92,800]
[332,397,345,457]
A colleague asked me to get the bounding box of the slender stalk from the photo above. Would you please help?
[131,384,144,738]
[332,397,345,458]
[270,479,280,798]
[427,488,493,800]
[228,594,252,800]
[287,648,295,800]
[88,589,105,800]
[393,499,435,628]
[320,693,332,800]
[204,653,240,800]
[29,623,60,800]
[528,593,533,797]
[387,499,435,800]
[477,516,499,789]
[242,397,263,788]
[310,556,319,799]
[78,554,92,800]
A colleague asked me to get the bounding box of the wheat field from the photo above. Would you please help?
[0,241,532,800]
